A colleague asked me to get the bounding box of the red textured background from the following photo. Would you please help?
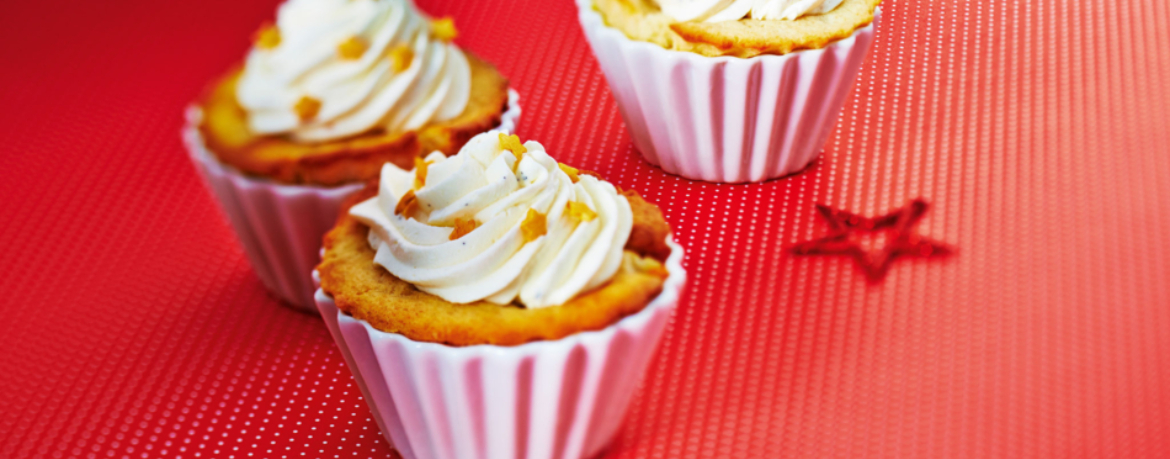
[3,0,1170,457]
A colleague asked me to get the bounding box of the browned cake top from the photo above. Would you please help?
[197,54,510,186]
[593,0,881,58]
[318,182,674,347]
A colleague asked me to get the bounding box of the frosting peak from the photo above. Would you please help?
[656,0,845,22]
[349,132,634,309]
[236,0,471,142]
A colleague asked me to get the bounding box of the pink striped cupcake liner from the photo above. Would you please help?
[577,1,880,183]
[181,90,521,313]
[314,238,685,459]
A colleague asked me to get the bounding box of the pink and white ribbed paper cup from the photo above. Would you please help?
[577,1,879,183]
[181,90,522,313]
[315,238,685,459]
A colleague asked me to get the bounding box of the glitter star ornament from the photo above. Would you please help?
[790,199,953,282]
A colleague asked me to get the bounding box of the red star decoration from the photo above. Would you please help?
[789,199,954,282]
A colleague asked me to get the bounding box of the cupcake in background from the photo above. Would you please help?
[183,0,520,312]
[578,0,880,183]
[315,131,686,459]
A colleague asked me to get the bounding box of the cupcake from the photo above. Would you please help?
[577,0,880,183]
[183,0,520,312]
[315,131,685,458]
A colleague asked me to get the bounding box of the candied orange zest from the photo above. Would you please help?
[498,133,527,155]
[255,23,281,50]
[430,17,458,42]
[294,96,321,122]
[499,133,527,172]
[448,217,478,240]
[614,0,639,14]
[566,201,597,223]
[520,209,547,243]
[413,157,429,190]
[558,163,580,183]
[389,45,414,72]
[338,35,368,60]
[394,190,419,217]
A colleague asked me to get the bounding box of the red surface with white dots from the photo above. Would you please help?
[3,0,1170,458]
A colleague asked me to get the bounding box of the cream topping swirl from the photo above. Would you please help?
[236,0,471,142]
[656,0,845,22]
[349,131,634,309]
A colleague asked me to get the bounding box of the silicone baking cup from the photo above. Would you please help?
[182,90,521,313]
[314,238,685,459]
[577,2,879,183]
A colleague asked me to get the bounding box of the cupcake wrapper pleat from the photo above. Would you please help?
[314,238,686,459]
[577,2,879,183]
[182,90,522,312]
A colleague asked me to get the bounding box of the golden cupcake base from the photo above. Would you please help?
[197,54,512,186]
[318,183,674,347]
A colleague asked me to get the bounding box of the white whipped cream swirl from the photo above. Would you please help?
[656,0,845,22]
[237,0,471,142]
[349,131,634,309]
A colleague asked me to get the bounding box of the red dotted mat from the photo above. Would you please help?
[3,0,1170,457]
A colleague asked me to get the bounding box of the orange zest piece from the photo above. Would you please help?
[430,17,458,42]
[448,217,478,240]
[520,209,547,243]
[558,163,580,183]
[498,133,527,155]
[394,190,419,217]
[413,157,429,190]
[390,44,414,72]
[294,96,321,122]
[254,23,281,50]
[338,35,368,60]
[566,201,597,223]
[498,133,527,172]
